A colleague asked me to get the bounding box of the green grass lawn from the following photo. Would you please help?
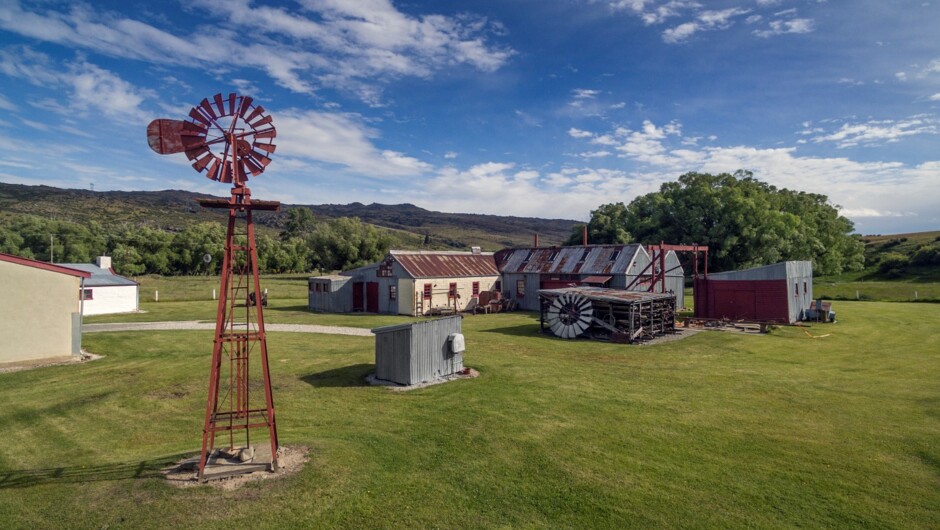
[132,274,313,302]
[1,302,938,528]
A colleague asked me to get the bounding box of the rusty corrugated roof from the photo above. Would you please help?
[538,286,674,304]
[493,244,645,275]
[391,250,499,279]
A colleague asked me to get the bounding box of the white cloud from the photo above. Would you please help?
[0,0,513,103]
[564,119,940,232]
[444,151,458,159]
[0,48,154,123]
[572,88,601,99]
[805,117,938,148]
[753,18,815,37]
[0,92,15,111]
[568,128,594,138]
[929,93,940,101]
[275,109,432,178]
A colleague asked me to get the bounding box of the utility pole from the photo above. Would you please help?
[50,234,54,263]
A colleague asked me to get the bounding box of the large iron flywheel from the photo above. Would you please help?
[546,293,593,339]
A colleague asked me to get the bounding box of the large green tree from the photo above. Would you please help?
[584,171,864,275]
[564,202,632,245]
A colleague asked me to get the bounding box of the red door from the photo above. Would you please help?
[366,282,379,313]
[352,282,364,312]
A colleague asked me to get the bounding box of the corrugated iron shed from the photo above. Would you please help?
[390,250,499,279]
[494,244,644,275]
[371,316,464,385]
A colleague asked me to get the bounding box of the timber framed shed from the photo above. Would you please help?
[694,261,813,323]
[0,252,91,365]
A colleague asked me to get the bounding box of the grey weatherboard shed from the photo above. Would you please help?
[372,316,464,385]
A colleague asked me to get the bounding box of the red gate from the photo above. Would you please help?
[366,282,379,313]
[352,282,364,312]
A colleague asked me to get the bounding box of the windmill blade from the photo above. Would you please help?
[189,107,210,126]
[243,157,263,176]
[249,115,273,128]
[205,158,221,181]
[181,121,207,135]
[192,154,214,172]
[248,151,271,167]
[199,98,217,120]
[227,93,237,114]
[146,119,186,154]
[238,96,254,118]
[217,161,231,183]
[252,142,276,154]
[213,93,226,116]
[253,128,276,139]
[245,105,266,123]
[184,145,210,161]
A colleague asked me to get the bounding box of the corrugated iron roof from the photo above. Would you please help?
[538,286,675,304]
[59,263,137,286]
[0,252,91,278]
[494,244,645,275]
[390,250,499,279]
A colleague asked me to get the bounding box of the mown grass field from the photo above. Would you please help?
[2,297,938,528]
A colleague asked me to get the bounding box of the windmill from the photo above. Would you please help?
[148,93,280,480]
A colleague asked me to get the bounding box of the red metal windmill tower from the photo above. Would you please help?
[148,93,280,480]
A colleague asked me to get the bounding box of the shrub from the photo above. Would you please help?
[877,252,909,278]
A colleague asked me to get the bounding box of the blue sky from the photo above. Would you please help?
[0,0,937,235]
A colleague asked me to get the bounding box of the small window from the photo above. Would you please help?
[580,249,590,262]
[494,280,502,292]
[517,279,526,296]
[472,282,480,296]
[523,251,533,262]
[448,282,458,298]
[803,281,807,294]
[323,283,331,293]
[609,250,621,261]
[423,283,432,300]
[794,282,799,296]
[81,288,94,300]
[389,285,397,301]
[548,250,559,262]
[377,262,393,277]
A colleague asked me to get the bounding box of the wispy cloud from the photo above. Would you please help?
[275,109,432,178]
[0,0,513,104]
[802,116,939,148]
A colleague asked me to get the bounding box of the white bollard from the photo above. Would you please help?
[856,290,859,300]
[915,291,918,299]
[155,290,159,302]
[213,288,216,300]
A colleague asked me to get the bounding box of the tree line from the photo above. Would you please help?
[0,209,391,276]
[565,171,866,276]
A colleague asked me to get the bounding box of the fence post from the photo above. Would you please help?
[155,290,159,302]
[856,290,859,300]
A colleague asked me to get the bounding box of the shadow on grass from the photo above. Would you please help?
[265,304,312,313]
[479,323,543,337]
[300,363,373,388]
[0,452,191,489]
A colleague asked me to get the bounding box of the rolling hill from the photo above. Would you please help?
[0,181,576,250]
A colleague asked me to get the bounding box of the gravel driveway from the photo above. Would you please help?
[83,321,373,337]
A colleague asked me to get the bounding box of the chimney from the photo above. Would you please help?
[96,256,112,270]
[533,234,540,247]
[582,225,588,246]
[471,246,481,255]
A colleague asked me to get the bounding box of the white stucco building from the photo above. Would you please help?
[60,256,139,315]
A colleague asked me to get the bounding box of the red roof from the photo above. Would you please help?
[391,251,499,279]
[0,252,92,278]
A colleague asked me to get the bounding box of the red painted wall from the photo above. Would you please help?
[694,278,791,322]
